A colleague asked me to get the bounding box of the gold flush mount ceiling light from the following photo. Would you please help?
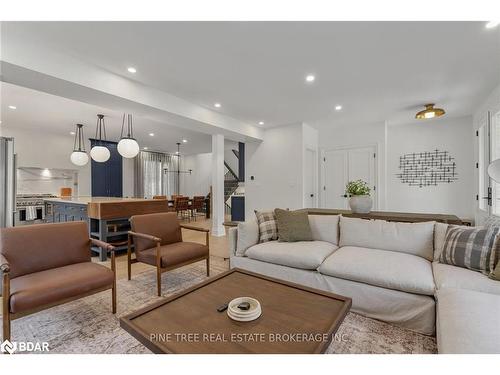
[415,103,446,120]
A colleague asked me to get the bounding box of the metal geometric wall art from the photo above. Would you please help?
[396,149,458,187]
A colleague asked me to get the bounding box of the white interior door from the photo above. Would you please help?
[304,148,317,208]
[323,146,377,209]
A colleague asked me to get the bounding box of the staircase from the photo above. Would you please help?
[224,161,239,214]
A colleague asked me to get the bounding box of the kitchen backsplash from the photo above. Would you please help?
[17,167,79,195]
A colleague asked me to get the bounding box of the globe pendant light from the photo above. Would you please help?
[70,123,89,166]
[117,113,140,158]
[90,114,110,162]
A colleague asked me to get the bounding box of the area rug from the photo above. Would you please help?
[1,258,436,354]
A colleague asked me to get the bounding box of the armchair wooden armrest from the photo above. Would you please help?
[90,238,116,253]
[128,231,161,243]
[180,225,210,247]
[0,253,10,274]
[180,224,210,233]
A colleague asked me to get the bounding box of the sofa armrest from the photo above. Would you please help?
[228,227,238,256]
[90,238,116,253]
[0,253,10,274]
[128,231,161,243]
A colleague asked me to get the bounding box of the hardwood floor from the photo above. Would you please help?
[95,214,231,280]
[0,216,232,309]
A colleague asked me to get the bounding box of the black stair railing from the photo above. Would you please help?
[224,162,239,214]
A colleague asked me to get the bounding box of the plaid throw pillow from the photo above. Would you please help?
[255,210,278,243]
[439,225,500,274]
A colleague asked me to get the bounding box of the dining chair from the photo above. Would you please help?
[190,196,206,221]
[175,196,191,221]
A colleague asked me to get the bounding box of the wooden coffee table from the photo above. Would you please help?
[120,268,351,354]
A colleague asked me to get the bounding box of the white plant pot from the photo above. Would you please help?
[349,195,373,213]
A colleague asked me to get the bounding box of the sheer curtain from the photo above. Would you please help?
[134,151,179,198]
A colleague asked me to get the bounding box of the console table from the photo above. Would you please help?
[299,208,463,225]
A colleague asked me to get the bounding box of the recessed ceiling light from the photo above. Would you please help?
[70,131,76,135]
[182,139,188,143]
[143,147,148,150]
[258,121,265,125]
[127,67,137,73]
[485,21,500,29]
[214,103,221,108]
[8,105,16,110]
[149,133,155,137]
[305,74,315,83]
[335,105,342,111]
[175,151,180,154]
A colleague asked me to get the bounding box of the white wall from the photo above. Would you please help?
[314,117,475,219]
[180,152,212,197]
[386,116,474,219]
[302,123,319,207]
[0,126,134,197]
[245,123,318,219]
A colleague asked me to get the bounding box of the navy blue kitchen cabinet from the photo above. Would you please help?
[91,140,123,197]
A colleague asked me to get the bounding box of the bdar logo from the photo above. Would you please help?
[0,339,16,354]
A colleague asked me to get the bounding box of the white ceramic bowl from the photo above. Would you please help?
[227,297,262,322]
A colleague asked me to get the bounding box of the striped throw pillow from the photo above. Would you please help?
[439,225,500,274]
[255,210,279,243]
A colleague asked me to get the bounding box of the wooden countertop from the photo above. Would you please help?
[44,197,169,219]
[43,197,155,205]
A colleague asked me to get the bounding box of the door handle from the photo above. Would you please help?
[341,194,348,198]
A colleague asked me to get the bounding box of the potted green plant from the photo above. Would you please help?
[345,180,373,213]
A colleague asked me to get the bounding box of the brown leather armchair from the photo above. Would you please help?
[0,221,116,342]
[128,212,209,296]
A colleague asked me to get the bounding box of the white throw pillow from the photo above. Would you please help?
[236,219,260,256]
[308,214,340,245]
[339,216,435,260]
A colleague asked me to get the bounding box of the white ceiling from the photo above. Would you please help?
[0,82,212,155]
[2,21,500,128]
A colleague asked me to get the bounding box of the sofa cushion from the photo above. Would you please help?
[308,214,340,245]
[491,261,500,281]
[436,288,500,353]
[275,208,313,242]
[9,262,114,314]
[433,222,448,261]
[245,240,338,270]
[339,216,434,260]
[432,262,500,295]
[138,242,208,268]
[255,210,279,243]
[439,225,499,274]
[318,246,435,295]
[236,220,259,256]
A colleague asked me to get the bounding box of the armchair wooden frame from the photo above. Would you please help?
[127,225,210,296]
[1,239,116,343]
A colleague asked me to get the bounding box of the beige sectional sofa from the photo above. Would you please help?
[228,214,500,353]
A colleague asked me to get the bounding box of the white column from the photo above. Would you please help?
[211,134,226,236]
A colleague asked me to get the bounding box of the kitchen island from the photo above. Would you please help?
[44,197,170,260]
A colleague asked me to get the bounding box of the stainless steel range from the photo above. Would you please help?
[15,194,58,226]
